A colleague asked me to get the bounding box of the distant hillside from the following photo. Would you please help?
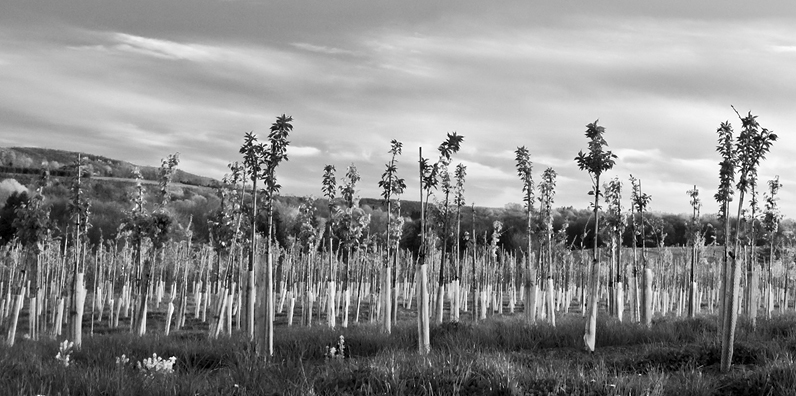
[0,147,219,188]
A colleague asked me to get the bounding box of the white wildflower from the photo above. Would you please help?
[55,340,74,367]
[137,353,177,377]
[325,335,347,360]
[116,354,130,367]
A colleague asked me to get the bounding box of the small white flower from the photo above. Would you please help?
[137,352,177,377]
[55,340,74,367]
[116,354,130,367]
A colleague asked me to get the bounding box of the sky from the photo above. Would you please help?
[1,1,795,218]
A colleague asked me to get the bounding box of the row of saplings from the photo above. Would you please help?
[1,110,784,376]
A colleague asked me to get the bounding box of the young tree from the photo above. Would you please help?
[538,167,557,325]
[629,175,652,326]
[378,139,406,334]
[296,195,320,327]
[140,153,179,337]
[489,220,503,319]
[720,108,777,373]
[762,176,782,320]
[207,165,241,338]
[321,165,337,327]
[514,146,536,323]
[240,132,266,339]
[602,177,623,320]
[334,164,370,328]
[434,155,453,324]
[120,154,179,338]
[69,155,93,349]
[714,120,735,338]
[686,186,702,318]
[422,133,464,325]
[745,173,761,324]
[257,114,292,357]
[575,120,617,352]
[453,163,467,322]
[417,132,463,354]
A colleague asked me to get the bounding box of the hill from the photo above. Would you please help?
[0,147,219,188]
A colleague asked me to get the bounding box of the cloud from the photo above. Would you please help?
[68,32,219,62]
[288,146,321,157]
[292,42,355,56]
[111,33,217,61]
[457,159,514,182]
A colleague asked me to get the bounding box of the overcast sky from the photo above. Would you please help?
[2,1,795,218]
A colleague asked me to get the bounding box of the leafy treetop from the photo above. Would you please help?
[575,120,617,188]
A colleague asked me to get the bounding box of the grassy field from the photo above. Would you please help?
[3,299,796,395]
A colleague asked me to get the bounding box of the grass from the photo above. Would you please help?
[2,309,796,395]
